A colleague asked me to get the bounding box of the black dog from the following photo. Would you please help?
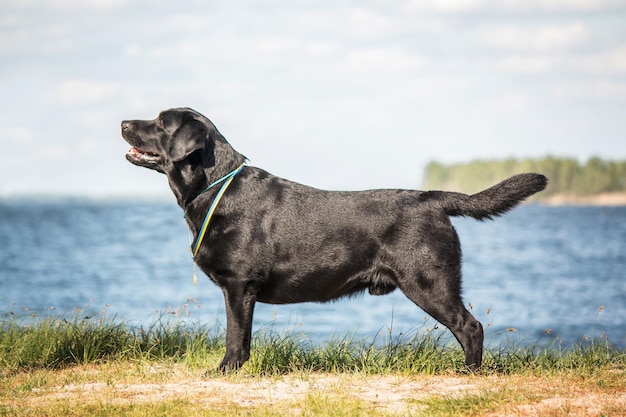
[121,107,547,371]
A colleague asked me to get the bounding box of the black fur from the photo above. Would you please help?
[121,107,548,371]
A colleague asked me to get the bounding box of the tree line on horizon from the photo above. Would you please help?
[422,156,626,198]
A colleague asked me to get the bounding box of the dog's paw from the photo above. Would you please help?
[201,358,244,378]
[203,367,226,379]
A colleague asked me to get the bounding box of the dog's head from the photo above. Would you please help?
[122,107,218,173]
[121,107,246,206]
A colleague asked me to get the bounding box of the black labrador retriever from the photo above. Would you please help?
[121,107,547,371]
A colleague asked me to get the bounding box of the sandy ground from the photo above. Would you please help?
[18,370,626,416]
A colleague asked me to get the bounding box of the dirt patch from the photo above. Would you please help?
[16,370,626,416]
[498,392,626,417]
[27,374,480,414]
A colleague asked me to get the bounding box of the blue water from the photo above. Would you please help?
[1,200,624,348]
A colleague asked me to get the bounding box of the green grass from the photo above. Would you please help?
[248,325,464,375]
[0,313,223,373]
[1,312,623,376]
[412,390,509,417]
[1,312,624,417]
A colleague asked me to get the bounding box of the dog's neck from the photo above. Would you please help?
[177,137,246,220]
[185,163,245,210]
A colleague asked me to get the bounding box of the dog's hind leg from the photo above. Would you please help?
[398,271,484,370]
[218,281,258,372]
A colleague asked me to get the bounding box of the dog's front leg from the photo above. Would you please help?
[218,281,257,372]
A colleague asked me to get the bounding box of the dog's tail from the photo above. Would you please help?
[427,173,548,220]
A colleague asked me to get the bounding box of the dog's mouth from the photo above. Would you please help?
[126,146,162,166]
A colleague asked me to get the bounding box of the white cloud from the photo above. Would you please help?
[575,46,626,74]
[496,55,563,73]
[6,126,33,144]
[484,22,589,52]
[0,17,76,55]
[126,95,152,112]
[490,93,529,113]
[41,0,137,10]
[256,37,300,54]
[530,0,626,12]
[294,6,448,41]
[305,41,341,57]
[252,37,342,59]
[123,43,142,57]
[589,80,626,98]
[496,46,626,74]
[553,80,626,99]
[77,140,100,154]
[57,80,120,104]
[406,0,626,13]
[345,8,396,37]
[42,146,68,161]
[342,48,424,74]
[403,76,472,98]
[406,0,486,13]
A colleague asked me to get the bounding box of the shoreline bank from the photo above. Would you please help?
[541,192,626,207]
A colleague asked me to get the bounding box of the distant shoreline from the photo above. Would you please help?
[541,192,626,207]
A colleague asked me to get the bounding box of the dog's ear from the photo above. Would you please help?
[168,126,208,162]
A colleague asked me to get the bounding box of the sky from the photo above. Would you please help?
[1,0,625,198]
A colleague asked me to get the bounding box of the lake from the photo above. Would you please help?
[1,200,624,348]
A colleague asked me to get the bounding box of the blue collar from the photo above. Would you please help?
[186,164,246,211]
[187,164,246,257]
